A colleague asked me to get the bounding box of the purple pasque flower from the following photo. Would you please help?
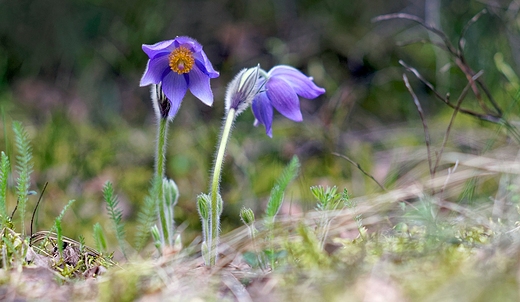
[252,65,325,137]
[140,36,220,119]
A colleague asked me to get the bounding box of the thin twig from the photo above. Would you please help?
[377,11,503,123]
[402,74,433,177]
[457,10,488,111]
[440,160,459,196]
[399,60,448,103]
[30,182,48,245]
[477,79,502,116]
[396,39,450,53]
[454,57,488,112]
[400,60,502,123]
[432,70,484,177]
[331,152,386,191]
[459,9,487,53]
[372,13,457,54]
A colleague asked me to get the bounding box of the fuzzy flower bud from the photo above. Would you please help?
[240,207,255,226]
[162,178,179,207]
[225,64,262,115]
[151,225,161,250]
[197,194,210,221]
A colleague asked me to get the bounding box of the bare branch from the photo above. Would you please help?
[396,39,450,53]
[432,71,482,177]
[400,60,502,124]
[372,13,457,54]
[477,79,502,116]
[331,152,386,191]
[372,13,425,25]
[399,60,447,103]
[459,9,488,53]
[379,12,503,122]
[403,73,433,177]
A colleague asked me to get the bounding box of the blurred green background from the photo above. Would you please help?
[0,0,518,251]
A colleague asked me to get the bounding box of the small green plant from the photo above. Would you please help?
[312,186,342,248]
[103,181,127,259]
[54,218,64,258]
[51,199,76,258]
[288,223,331,268]
[240,156,300,269]
[0,151,10,227]
[263,156,300,268]
[0,122,35,269]
[47,199,76,235]
[134,186,159,252]
[343,189,366,240]
[93,222,107,254]
[12,121,34,236]
[239,207,263,268]
[312,186,364,248]
[265,156,300,225]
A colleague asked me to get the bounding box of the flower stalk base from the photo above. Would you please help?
[207,108,236,266]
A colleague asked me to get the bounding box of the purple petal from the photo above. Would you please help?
[268,65,325,99]
[188,66,214,106]
[161,72,188,118]
[173,36,202,53]
[142,40,175,59]
[139,55,170,86]
[266,77,303,122]
[252,92,274,137]
[194,51,220,78]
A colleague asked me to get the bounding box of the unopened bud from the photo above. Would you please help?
[197,194,210,221]
[240,207,255,226]
[225,64,262,115]
[151,225,162,251]
[163,178,179,207]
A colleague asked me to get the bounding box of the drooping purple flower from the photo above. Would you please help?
[252,65,325,137]
[140,36,220,119]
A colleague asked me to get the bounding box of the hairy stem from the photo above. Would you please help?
[209,108,236,266]
[155,117,170,246]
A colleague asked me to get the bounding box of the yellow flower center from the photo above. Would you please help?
[168,46,195,74]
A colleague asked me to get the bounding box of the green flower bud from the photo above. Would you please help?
[240,207,255,226]
[151,225,162,251]
[163,178,179,207]
[197,194,210,221]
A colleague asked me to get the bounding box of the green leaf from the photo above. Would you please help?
[12,121,33,235]
[0,151,10,224]
[103,181,127,259]
[55,219,63,258]
[134,177,161,251]
[265,156,300,223]
[93,223,107,254]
